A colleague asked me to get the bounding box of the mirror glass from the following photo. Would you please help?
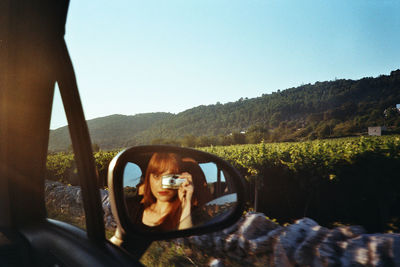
[122,152,238,232]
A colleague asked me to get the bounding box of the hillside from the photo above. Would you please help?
[49,113,173,151]
[48,70,400,151]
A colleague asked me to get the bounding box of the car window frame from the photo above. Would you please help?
[55,36,106,242]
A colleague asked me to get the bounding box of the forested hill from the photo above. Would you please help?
[49,113,173,151]
[49,70,400,151]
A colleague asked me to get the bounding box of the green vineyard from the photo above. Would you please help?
[46,135,400,232]
[202,135,400,178]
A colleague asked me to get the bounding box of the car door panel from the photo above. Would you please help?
[21,220,142,267]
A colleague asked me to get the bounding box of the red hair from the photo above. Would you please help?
[181,158,212,207]
[142,153,182,230]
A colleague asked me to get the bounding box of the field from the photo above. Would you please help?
[204,135,400,232]
[202,135,400,178]
[46,135,400,232]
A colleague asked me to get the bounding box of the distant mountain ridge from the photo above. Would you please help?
[49,113,173,151]
[48,69,400,151]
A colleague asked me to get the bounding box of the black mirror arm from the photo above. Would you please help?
[55,37,105,242]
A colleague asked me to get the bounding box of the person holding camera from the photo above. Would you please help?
[129,152,194,231]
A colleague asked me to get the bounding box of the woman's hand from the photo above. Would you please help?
[178,172,194,209]
[178,172,194,229]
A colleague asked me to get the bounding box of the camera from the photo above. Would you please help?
[161,174,186,189]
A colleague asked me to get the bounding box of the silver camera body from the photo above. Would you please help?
[161,174,185,189]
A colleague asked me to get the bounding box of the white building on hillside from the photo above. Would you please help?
[368,126,387,136]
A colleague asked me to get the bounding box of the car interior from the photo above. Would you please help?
[0,1,246,266]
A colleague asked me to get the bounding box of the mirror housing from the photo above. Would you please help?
[107,145,246,250]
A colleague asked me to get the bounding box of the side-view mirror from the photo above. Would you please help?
[107,145,246,254]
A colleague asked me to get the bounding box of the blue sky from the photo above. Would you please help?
[50,0,400,129]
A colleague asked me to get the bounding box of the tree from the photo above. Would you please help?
[384,107,399,119]
[317,124,331,138]
[182,135,197,147]
[232,132,246,144]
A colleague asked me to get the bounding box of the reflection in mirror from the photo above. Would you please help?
[122,152,237,233]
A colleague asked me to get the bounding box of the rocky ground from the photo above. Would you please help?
[45,180,116,230]
[45,180,400,266]
[181,213,400,266]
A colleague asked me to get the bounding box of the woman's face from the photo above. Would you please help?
[149,169,177,203]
